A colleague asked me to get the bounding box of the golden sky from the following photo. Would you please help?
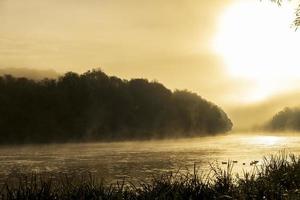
[1,0,300,129]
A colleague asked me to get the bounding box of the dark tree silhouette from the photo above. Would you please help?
[0,69,232,144]
[266,107,300,131]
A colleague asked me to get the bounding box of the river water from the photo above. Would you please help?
[0,133,299,183]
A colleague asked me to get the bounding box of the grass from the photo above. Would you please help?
[1,152,300,199]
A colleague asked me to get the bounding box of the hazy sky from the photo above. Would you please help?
[1,0,300,128]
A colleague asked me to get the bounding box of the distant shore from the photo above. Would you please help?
[0,69,232,145]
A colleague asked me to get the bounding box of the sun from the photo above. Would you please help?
[213,0,300,102]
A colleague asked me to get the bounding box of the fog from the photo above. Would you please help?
[0,67,58,79]
[0,133,299,184]
[2,67,300,132]
[228,91,300,130]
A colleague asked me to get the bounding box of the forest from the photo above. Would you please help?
[0,69,232,144]
[266,107,300,131]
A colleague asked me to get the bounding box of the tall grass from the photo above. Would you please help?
[2,152,300,199]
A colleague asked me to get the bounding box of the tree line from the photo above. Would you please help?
[0,69,232,144]
[266,107,300,131]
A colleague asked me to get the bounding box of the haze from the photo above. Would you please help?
[1,0,300,130]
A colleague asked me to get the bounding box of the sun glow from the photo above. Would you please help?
[250,136,284,146]
[213,0,300,102]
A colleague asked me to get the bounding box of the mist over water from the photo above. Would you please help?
[0,132,299,183]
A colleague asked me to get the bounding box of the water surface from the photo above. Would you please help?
[0,133,299,183]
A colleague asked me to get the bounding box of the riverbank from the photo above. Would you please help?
[2,152,300,199]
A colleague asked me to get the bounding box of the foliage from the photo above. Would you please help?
[266,107,300,131]
[270,0,300,27]
[0,69,232,144]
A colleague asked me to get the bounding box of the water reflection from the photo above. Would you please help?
[0,133,299,183]
[249,135,285,146]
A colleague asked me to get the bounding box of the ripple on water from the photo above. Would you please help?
[0,133,299,182]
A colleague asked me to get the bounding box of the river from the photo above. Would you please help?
[0,133,299,183]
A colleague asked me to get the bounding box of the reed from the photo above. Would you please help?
[1,151,300,199]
